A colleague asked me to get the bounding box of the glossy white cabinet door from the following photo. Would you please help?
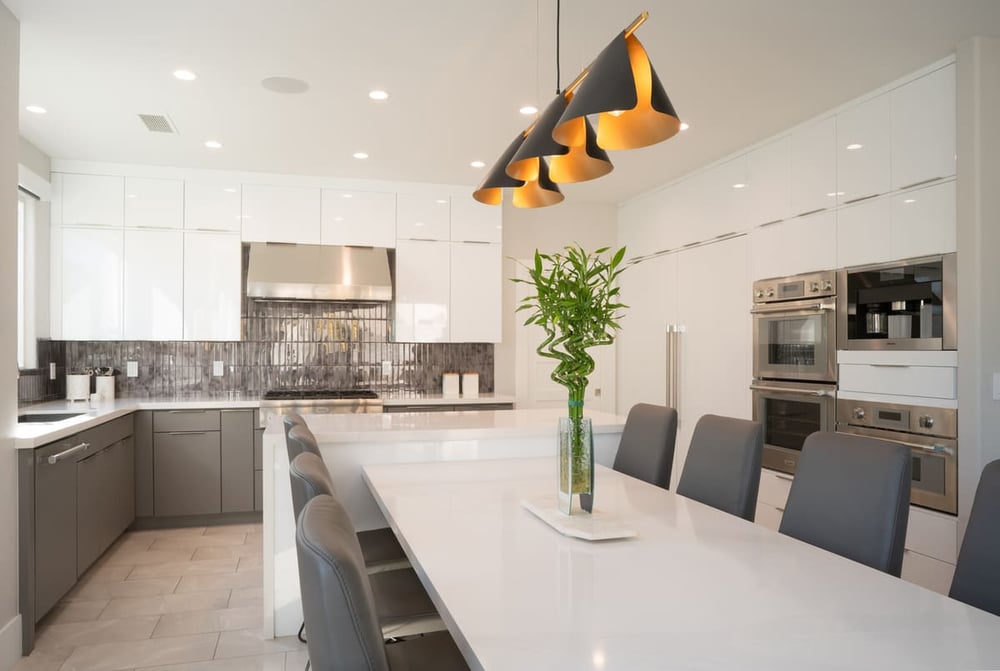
[890,180,956,259]
[124,229,183,339]
[836,197,892,268]
[321,189,396,247]
[241,184,321,243]
[699,157,750,238]
[183,231,241,340]
[450,194,502,243]
[790,116,837,216]
[666,176,703,248]
[60,173,124,228]
[749,210,836,281]
[450,243,501,342]
[746,136,791,226]
[124,177,183,229]
[61,227,123,340]
[891,65,956,190]
[396,192,451,241]
[394,240,450,342]
[837,93,891,204]
[185,181,241,232]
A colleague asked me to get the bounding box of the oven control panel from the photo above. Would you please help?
[836,399,956,439]
[753,270,836,303]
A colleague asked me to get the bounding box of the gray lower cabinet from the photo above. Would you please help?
[32,438,79,619]
[78,437,135,574]
[154,430,222,516]
[221,410,254,513]
[254,427,263,512]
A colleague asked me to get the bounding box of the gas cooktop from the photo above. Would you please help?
[261,389,379,401]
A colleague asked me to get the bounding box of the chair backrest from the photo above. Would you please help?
[612,404,678,489]
[287,423,321,463]
[949,459,1000,615]
[289,452,336,521]
[283,411,307,440]
[675,414,763,520]
[296,494,388,671]
[779,432,911,576]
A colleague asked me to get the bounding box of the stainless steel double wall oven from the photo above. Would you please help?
[751,271,838,474]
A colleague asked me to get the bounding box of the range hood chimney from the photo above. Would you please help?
[246,243,393,301]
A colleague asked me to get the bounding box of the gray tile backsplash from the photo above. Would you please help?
[22,301,493,404]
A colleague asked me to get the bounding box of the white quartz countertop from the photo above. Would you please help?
[297,408,625,444]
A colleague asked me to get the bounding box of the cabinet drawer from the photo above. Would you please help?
[758,468,794,509]
[153,431,222,516]
[838,364,957,400]
[905,506,958,564]
[755,502,783,532]
[154,410,221,433]
[901,549,955,595]
[79,414,134,449]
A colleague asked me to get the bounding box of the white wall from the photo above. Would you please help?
[18,136,48,180]
[956,36,1000,534]
[0,2,22,665]
[495,199,617,404]
[17,137,51,342]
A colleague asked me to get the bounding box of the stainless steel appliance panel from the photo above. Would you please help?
[752,299,837,382]
[752,380,836,474]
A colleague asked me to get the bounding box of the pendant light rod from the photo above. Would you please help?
[562,11,649,97]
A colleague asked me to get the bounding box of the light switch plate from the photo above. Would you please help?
[126,361,138,378]
[213,360,224,377]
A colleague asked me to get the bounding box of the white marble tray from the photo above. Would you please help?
[520,496,638,541]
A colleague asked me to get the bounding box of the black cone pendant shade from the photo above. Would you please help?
[552,30,680,151]
[473,131,564,208]
[507,94,613,184]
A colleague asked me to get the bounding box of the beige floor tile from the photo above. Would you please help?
[191,546,261,561]
[34,616,159,652]
[100,590,232,620]
[57,632,218,671]
[10,646,73,671]
[149,536,247,552]
[134,652,285,671]
[42,600,110,626]
[201,524,261,536]
[68,577,180,602]
[236,556,262,572]
[100,549,195,567]
[151,606,262,638]
[227,588,262,608]
[125,528,208,541]
[175,571,261,594]
[77,565,134,586]
[213,631,304,660]
[284,649,309,671]
[127,559,239,580]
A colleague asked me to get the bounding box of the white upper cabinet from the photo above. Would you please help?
[750,210,836,281]
[746,136,791,226]
[450,194,502,243]
[123,229,183,340]
[837,93,891,204]
[184,181,242,232]
[396,192,451,241]
[321,189,396,248]
[836,197,892,268]
[183,231,241,341]
[891,65,956,190]
[124,177,183,230]
[242,184,321,243]
[450,243,502,342]
[667,176,703,248]
[790,116,837,216]
[394,239,450,342]
[60,173,124,228]
[890,180,956,259]
[699,157,750,238]
[61,227,123,340]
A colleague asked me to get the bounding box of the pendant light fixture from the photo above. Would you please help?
[473,131,564,208]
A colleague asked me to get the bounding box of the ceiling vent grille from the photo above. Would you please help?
[138,113,177,133]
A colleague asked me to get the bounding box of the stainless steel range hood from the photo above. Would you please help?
[246,243,393,301]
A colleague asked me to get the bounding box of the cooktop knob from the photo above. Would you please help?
[755,290,764,298]
[765,288,775,297]
[919,416,935,429]
[853,407,866,420]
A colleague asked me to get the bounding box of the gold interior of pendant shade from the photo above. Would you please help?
[511,158,564,208]
[594,34,680,150]
[473,133,528,205]
[548,115,613,183]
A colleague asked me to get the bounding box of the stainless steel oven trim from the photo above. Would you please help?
[752,303,837,383]
[752,380,837,475]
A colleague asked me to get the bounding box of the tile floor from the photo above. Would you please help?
[14,523,309,671]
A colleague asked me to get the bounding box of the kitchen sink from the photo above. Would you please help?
[17,412,86,423]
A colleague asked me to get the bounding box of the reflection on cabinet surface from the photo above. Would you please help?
[58,173,124,227]
[61,227,124,340]
[124,228,183,340]
[183,231,241,340]
[242,184,321,243]
[124,177,183,229]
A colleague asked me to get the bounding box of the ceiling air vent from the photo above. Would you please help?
[138,113,177,134]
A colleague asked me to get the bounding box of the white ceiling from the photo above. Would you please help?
[8,0,1000,205]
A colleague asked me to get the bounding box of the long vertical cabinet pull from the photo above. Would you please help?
[665,325,683,414]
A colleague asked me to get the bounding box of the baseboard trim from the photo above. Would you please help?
[0,614,23,668]
[131,511,262,531]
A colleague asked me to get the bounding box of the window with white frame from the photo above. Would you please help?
[17,188,38,369]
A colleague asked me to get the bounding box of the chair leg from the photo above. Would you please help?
[298,621,307,644]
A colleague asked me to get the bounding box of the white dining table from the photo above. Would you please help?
[362,457,1000,671]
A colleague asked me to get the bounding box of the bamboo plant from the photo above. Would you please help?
[515,244,630,500]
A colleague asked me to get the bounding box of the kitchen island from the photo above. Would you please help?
[262,408,627,638]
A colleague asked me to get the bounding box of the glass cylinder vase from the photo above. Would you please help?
[557,416,594,515]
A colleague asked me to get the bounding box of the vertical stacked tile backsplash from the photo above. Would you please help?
[29,300,493,401]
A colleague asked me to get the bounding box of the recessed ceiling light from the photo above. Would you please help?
[173,69,197,81]
[204,140,222,149]
[519,105,538,115]
[341,193,353,199]
[415,222,425,227]
[25,105,46,114]
[126,194,137,199]
[904,198,916,204]
[223,188,237,193]
[261,76,310,94]
[846,143,864,151]
[732,183,747,189]
[369,89,389,100]
[679,122,690,131]
[470,160,486,168]
[353,152,369,159]
[826,191,845,197]
[333,216,344,222]
[435,199,447,204]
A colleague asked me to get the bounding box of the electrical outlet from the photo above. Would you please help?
[126,361,138,378]
[213,360,224,377]
[49,362,57,380]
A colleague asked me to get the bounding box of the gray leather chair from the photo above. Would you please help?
[949,459,1000,616]
[612,403,678,489]
[287,423,322,462]
[779,432,911,576]
[296,495,468,671]
[676,414,763,521]
[283,411,307,439]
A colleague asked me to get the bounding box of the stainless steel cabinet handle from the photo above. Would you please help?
[167,431,209,436]
[665,325,682,412]
[749,384,834,397]
[47,442,90,464]
[774,474,794,482]
[167,410,206,414]
[870,363,911,368]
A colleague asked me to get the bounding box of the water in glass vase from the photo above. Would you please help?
[558,416,594,515]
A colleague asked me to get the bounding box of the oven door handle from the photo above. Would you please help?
[914,443,956,458]
[749,384,835,397]
[750,302,836,315]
